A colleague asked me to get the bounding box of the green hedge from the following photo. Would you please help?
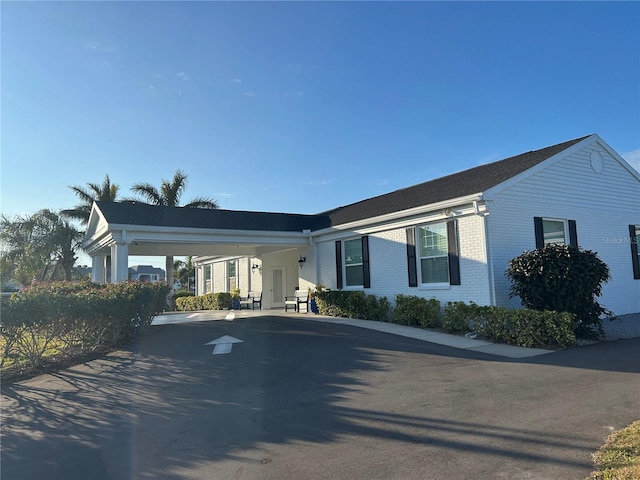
[472,307,576,348]
[443,301,478,333]
[315,290,390,321]
[175,292,232,311]
[441,301,576,348]
[392,295,442,327]
[314,292,575,349]
[0,281,171,370]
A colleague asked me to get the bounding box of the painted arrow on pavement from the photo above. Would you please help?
[205,335,244,355]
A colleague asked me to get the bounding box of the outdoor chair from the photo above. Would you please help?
[284,289,309,313]
[240,291,262,310]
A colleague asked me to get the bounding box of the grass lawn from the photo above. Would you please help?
[586,420,640,480]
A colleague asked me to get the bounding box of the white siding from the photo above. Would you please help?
[486,143,640,315]
[316,213,491,306]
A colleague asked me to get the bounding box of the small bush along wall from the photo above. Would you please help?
[472,307,576,348]
[506,244,611,338]
[175,292,232,311]
[0,281,171,371]
[440,301,576,348]
[392,295,442,328]
[315,290,390,321]
[443,301,478,333]
[314,291,575,349]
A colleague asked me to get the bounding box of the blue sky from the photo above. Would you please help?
[2,1,639,268]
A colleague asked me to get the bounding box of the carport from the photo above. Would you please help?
[82,202,331,304]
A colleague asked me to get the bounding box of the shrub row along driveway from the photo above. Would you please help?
[1,315,639,480]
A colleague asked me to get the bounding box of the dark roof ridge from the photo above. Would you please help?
[93,201,331,231]
[320,134,592,225]
[96,201,323,218]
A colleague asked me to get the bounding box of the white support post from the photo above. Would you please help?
[196,266,202,296]
[91,254,107,283]
[110,242,129,283]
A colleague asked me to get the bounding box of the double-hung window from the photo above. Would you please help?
[344,238,364,287]
[534,217,578,248]
[204,265,213,293]
[335,236,371,289]
[406,220,460,287]
[418,222,450,284]
[227,260,237,291]
[541,219,566,245]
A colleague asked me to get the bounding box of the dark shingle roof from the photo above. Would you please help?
[321,135,590,225]
[94,135,590,232]
[95,201,331,232]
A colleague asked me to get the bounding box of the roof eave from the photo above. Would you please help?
[312,193,484,236]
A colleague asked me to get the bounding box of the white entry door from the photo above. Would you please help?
[271,267,285,308]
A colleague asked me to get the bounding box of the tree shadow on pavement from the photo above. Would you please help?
[1,316,637,480]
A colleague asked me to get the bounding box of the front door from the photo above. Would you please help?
[270,267,285,308]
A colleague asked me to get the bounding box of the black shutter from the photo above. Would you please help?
[361,236,371,288]
[568,220,578,247]
[630,225,640,280]
[534,217,544,249]
[335,240,343,289]
[447,220,461,286]
[406,228,417,287]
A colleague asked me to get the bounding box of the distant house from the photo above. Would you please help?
[128,265,165,283]
[83,134,640,316]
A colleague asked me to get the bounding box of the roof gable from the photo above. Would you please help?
[322,135,591,226]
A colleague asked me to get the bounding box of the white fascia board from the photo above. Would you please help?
[193,255,225,265]
[105,223,309,239]
[312,197,487,242]
[82,204,111,249]
[310,194,484,240]
[482,134,597,200]
[105,224,311,246]
[82,234,114,255]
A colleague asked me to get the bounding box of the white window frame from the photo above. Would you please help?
[226,260,238,292]
[343,237,364,288]
[417,221,450,286]
[542,218,568,246]
[204,264,213,294]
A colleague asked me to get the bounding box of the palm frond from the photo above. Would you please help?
[184,197,218,209]
[130,183,163,205]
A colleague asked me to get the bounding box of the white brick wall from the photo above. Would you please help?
[316,213,491,306]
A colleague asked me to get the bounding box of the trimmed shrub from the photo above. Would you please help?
[443,301,479,333]
[506,244,611,338]
[392,295,442,328]
[175,292,232,311]
[174,291,195,299]
[315,290,390,321]
[1,281,170,370]
[473,306,576,348]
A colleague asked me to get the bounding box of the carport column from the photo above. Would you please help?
[110,241,130,283]
[91,254,107,283]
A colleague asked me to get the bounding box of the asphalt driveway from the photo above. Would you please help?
[2,314,639,480]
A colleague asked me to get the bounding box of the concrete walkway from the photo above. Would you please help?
[153,310,554,359]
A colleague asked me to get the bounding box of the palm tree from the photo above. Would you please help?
[61,175,120,225]
[0,210,83,284]
[174,256,196,292]
[128,170,218,287]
